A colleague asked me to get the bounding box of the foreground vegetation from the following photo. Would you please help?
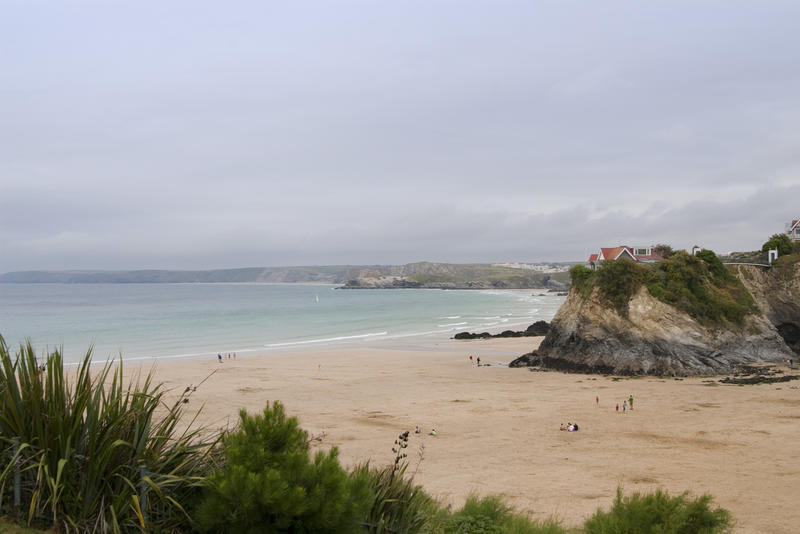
[0,337,218,532]
[1,338,733,533]
[570,248,756,326]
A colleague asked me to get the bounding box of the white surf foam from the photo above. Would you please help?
[438,322,468,328]
[265,331,388,348]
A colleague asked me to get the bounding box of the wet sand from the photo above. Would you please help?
[144,337,800,533]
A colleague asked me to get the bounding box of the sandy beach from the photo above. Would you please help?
[144,337,800,534]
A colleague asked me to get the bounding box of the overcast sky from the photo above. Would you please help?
[2,1,799,272]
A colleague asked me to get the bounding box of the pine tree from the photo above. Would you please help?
[196,401,369,533]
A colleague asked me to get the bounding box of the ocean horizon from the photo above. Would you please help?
[0,283,565,365]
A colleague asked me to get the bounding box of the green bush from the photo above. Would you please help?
[645,250,755,326]
[568,250,755,326]
[583,488,732,534]
[426,495,567,534]
[0,336,216,533]
[761,233,793,255]
[653,244,675,259]
[195,401,370,533]
[570,260,652,317]
[571,258,657,318]
[773,252,800,268]
[595,258,654,318]
[568,265,593,295]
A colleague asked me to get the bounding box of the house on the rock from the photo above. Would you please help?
[786,219,800,242]
[587,246,662,270]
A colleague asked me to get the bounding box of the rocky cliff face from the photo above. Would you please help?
[732,263,800,354]
[510,285,792,376]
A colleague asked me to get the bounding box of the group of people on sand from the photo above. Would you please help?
[414,426,437,436]
[217,352,236,362]
[468,355,482,366]
[615,395,634,413]
[559,394,638,432]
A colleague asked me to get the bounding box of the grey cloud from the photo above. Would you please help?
[2,2,799,271]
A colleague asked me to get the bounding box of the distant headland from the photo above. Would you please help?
[0,261,574,289]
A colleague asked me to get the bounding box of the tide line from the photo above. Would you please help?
[265,331,388,348]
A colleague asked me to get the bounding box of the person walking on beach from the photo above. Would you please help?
[616,403,619,412]
[477,357,481,366]
[628,395,634,410]
[596,395,599,406]
[622,400,627,413]
[218,353,222,363]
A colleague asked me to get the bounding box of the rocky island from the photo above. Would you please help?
[339,262,571,290]
[453,320,550,339]
[511,247,798,376]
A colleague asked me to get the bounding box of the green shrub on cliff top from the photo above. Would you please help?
[569,259,654,318]
[569,250,755,326]
[568,264,593,296]
[596,258,656,318]
[646,250,755,326]
[761,233,793,256]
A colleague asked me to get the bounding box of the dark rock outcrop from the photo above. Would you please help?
[525,320,550,336]
[454,321,549,340]
[510,286,792,376]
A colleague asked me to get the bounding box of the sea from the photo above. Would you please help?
[0,283,565,365]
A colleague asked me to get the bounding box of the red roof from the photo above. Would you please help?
[601,247,632,261]
[589,246,662,264]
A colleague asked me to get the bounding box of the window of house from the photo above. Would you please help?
[635,248,649,255]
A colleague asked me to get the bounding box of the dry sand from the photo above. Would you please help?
[144,337,800,534]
